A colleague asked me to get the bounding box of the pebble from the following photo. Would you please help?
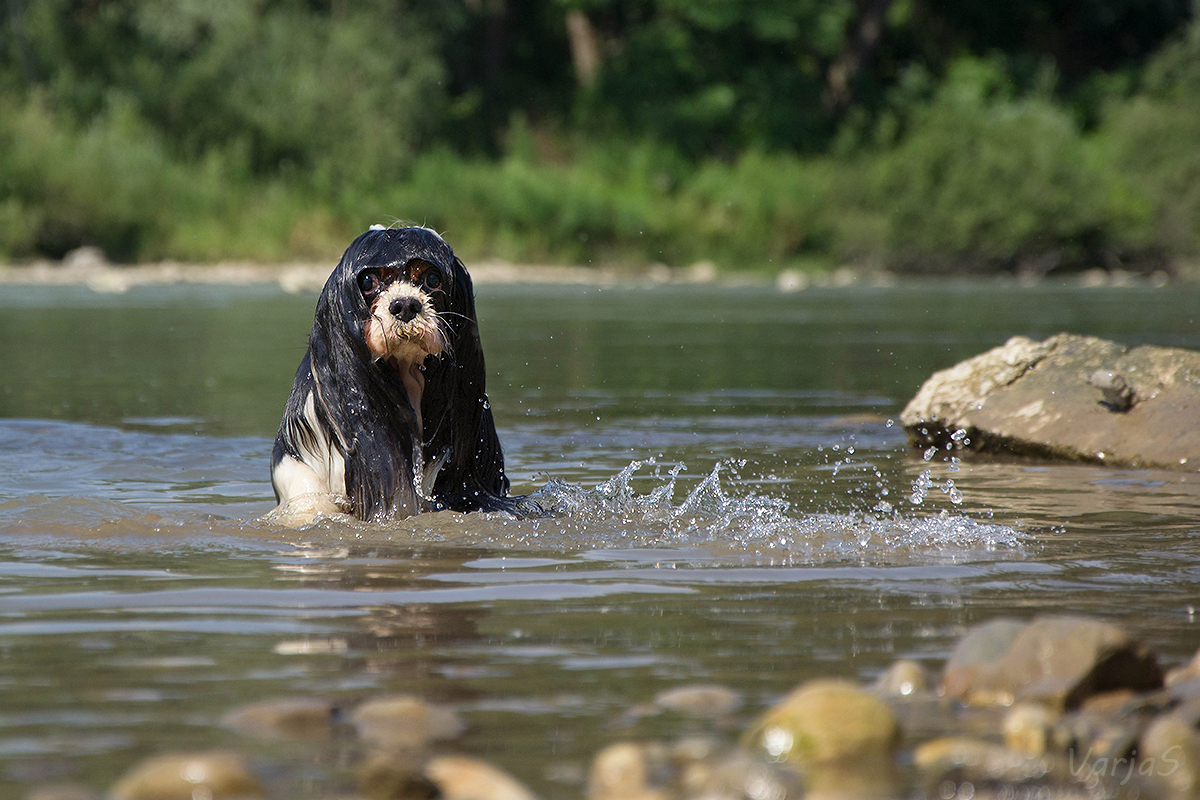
[53,614,1193,800]
[352,695,464,750]
[1139,714,1200,798]
[426,755,538,800]
[1002,703,1058,756]
[652,684,743,717]
[221,697,340,740]
[109,751,265,800]
[743,679,899,768]
[872,659,933,697]
[587,742,668,800]
[913,737,1049,784]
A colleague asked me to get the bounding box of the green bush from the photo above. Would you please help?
[842,59,1127,272]
[0,93,177,259]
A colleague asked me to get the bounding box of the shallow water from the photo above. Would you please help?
[1,280,1198,797]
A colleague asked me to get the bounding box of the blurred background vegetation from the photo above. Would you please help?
[1,0,1198,275]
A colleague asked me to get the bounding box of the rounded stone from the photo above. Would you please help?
[587,742,668,800]
[652,684,743,717]
[942,616,1163,709]
[1140,714,1200,797]
[426,755,537,800]
[1002,703,1057,756]
[109,751,265,800]
[872,659,933,697]
[222,697,339,740]
[743,679,900,768]
[352,695,464,750]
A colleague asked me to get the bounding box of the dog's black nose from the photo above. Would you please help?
[389,296,422,323]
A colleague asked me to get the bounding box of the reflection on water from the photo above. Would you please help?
[0,281,1198,797]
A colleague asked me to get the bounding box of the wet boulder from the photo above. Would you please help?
[942,616,1164,709]
[901,334,1200,469]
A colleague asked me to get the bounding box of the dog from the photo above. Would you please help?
[270,226,513,524]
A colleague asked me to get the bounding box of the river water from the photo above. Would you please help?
[0,279,1197,797]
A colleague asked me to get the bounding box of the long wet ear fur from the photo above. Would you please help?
[420,254,512,511]
[307,229,425,520]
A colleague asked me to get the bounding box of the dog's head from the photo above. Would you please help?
[302,226,508,519]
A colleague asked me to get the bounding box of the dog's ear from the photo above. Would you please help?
[421,256,510,509]
[306,236,424,520]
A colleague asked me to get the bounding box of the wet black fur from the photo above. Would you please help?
[272,227,513,521]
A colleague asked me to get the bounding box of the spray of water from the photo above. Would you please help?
[502,456,1026,560]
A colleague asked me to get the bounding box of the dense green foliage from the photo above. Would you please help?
[1,0,1198,273]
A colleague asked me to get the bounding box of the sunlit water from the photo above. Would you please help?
[0,280,1198,797]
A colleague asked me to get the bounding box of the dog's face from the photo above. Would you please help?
[359,259,451,411]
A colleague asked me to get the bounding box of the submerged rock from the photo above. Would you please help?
[653,685,743,718]
[941,616,1164,709]
[871,659,934,697]
[901,333,1200,469]
[1139,714,1200,798]
[352,695,464,750]
[110,751,264,800]
[1002,703,1059,756]
[587,742,669,800]
[221,697,341,740]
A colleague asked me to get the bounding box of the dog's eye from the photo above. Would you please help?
[421,271,442,292]
[358,272,383,296]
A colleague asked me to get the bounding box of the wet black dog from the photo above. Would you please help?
[270,226,513,523]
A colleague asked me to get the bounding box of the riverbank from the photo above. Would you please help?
[0,246,1188,295]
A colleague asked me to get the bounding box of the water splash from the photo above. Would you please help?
[499,458,1026,560]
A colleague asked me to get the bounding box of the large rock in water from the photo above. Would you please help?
[941,616,1163,709]
[901,333,1200,469]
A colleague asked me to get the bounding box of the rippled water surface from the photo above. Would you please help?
[1,279,1198,797]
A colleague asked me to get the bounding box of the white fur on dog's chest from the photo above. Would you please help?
[270,391,347,504]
